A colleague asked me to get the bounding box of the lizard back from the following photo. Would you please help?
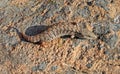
[22,22,97,43]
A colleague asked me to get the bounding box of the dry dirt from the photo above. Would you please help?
[0,0,120,74]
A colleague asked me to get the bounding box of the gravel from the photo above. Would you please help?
[114,15,120,24]
[0,0,119,73]
[105,34,118,49]
[86,63,93,68]
[65,69,75,74]
[51,65,58,71]
[95,0,109,11]
[32,61,48,71]
[76,6,91,18]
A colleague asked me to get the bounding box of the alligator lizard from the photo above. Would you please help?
[19,22,97,44]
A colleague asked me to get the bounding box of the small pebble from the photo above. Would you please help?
[51,65,58,71]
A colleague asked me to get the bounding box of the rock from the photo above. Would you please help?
[51,65,58,71]
[0,0,9,8]
[38,61,47,71]
[105,34,118,49]
[32,61,48,71]
[95,0,109,11]
[92,22,110,35]
[77,6,91,18]
[65,68,75,74]
[87,1,93,6]
[114,15,120,24]
[86,63,93,68]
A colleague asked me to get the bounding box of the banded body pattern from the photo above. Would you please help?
[22,22,97,43]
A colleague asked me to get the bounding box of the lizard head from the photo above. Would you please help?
[79,23,97,39]
[81,29,97,39]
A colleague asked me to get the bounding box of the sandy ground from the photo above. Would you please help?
[0,0,120,74]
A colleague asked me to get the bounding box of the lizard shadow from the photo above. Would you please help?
[25,25,49,36]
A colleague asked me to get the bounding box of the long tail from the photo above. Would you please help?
[13,27,42,44]
[11,27,31,42]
